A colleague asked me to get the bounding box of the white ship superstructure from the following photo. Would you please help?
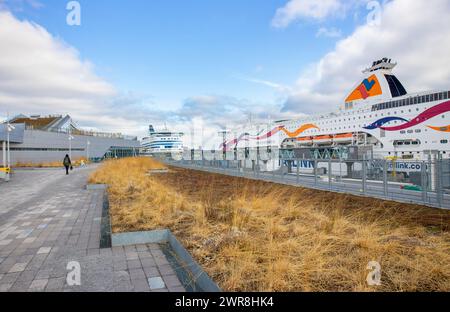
[222,58,450,160]
[141,125,183,156]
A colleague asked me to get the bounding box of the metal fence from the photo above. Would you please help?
[165,158,450,210]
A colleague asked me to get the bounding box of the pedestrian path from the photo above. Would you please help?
[0,166,185,292]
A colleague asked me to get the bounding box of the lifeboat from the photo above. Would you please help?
[296,133,354,146]
[333,133,354,143]
[296,136,313,145]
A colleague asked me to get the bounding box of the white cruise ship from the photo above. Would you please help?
[141,125,184,157]
[221,58,450,160]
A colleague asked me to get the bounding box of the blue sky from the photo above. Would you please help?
[1,0,450,138]
[8,0,358,110]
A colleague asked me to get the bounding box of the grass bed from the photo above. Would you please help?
[89,157,450,292]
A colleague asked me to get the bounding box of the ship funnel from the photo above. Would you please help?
[149,125,155,134]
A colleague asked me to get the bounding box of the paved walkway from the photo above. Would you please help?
[0,166,185,292]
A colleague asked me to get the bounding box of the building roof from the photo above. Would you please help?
[4,114,138,141]
[9,115,66,130]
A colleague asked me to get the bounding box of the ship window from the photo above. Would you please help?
[439,93,443,100]
[413,97,418,104]
[400,131,406,134]
[415,129,421,133]
[407,130,413,133]
[441,140,448,144]
[434,93,439,101]
[426,95,430,102]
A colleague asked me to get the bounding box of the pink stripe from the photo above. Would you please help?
[381,100,450,131]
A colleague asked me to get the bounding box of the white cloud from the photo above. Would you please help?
[272,0,344,28]
[271,0,370,28]
[0,11,154,136]
[316,27,342,38]
[0,11,299,140]
[282,0,450,114]
[138,94,306,148]
[0,0,43,11]
[238,76,293,93]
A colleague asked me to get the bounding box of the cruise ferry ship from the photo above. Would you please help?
[222,58,450,160]
[141,125,184,157]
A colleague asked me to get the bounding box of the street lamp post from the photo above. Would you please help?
[68,117,74,159]
[6,120,15,182]
[86,140,91,161]
[69,134,74,160]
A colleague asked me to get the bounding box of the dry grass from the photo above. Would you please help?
[89,157,450,292]
[15,157,90,168]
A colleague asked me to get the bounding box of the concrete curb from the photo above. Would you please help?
[86,183,221,292]
[86,184,112,248]
[86,184,108,190]
[112,230,221,292]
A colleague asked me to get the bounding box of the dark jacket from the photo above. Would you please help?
[63,156,72,167]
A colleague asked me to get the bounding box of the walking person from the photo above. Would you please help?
[63,154,72,175]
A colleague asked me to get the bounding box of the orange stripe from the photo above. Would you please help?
[428,125,450,132]
[281,124,319,138]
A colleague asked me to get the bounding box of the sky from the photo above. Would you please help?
[1,0,450,144]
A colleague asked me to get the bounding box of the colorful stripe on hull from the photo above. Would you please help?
[364,100,450,132]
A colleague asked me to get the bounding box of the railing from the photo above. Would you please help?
[24,125,138,141]
[165,158,450,210]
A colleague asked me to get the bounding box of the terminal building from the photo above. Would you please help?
[0,114,141,166]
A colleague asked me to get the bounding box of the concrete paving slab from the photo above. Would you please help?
[0,166,185,292]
